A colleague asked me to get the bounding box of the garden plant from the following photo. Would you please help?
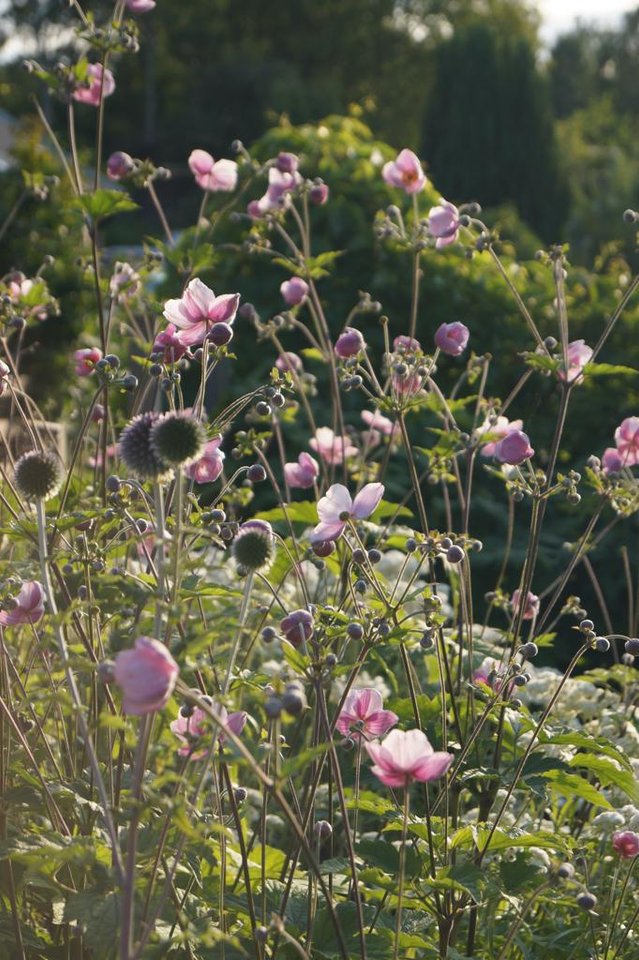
[2,2,639,959]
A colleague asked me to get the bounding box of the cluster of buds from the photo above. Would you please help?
[107,152,171,188]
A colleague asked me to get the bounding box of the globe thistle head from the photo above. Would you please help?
[14,450,63,501]
[119,412,172,481]
[150,412,207,467]
[232,519,275,572]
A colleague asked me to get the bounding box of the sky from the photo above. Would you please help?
[539,0,638,43]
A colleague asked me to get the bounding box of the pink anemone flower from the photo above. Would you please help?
[365,728,453,787]
[0,581,45,626]
[336,688,398,741]
[310,482,384,544]
[163,278,240,348]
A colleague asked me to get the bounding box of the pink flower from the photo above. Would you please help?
[276,152,299,174]
[110,262,140,301]
[112,636,179,714]
[361,410,399,439]
[88,443,118,469]
[284,451,319,489]
[72,64,115,107]
[478,416,524,458]
[251,167,302,216]
[393,335,421,353]
[495,429,534,465]
[613,830,639,859]
[310,482,384,544]
[510,589,539,621]
[392,370,423,397]
[382,148,427,195]
[125,0,156,12]
[74,347,103,376]
[106,151,134,180]
[185,437,225,484]
[188,149,238,192]
[335,327,366,359]
[280,609,314,648]
[365,728,453,788]
[310,182,329,205]
[615,417,639,467]
[280,277,309,307]
[558,339,593,383]
[163,278,240,348]
[276,351,303,374]
[336,688,398,740]
[473,657,513,696]
[170,701,247,758]
[0,360,10,397]
[0,581,45,626]
[429,199,461,248]
[602,447,623,475]
[434,321,469,357]
[152,324,188,364]
[310,427,357,465]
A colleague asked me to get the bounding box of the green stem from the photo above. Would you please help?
[394,788,410,960]
[222,572,254,695]
[35,497,123,882]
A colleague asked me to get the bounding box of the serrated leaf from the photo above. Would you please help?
[77,189,138,221]
[567,755,639,802]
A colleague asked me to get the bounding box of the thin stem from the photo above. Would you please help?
[393,788,410,960]
[35,497,123,882]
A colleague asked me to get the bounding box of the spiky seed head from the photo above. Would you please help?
[150,412,206,467]
[232,519,275,571]
[14,450,63,501]
[118,412,171,480]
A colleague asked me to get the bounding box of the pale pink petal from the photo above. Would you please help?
[317,484,353,523]
[189,149,214,177]
[351,482,384,519]
[365,709,399,737]
[411,752,453,782]
[207,292,240,324]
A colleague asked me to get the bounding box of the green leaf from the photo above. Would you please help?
[76,189,139,222]
[63,891,120,952]
[541,769,612,809]
[356,838,421,877]
[567,755,639,802]
[583,362,638,378]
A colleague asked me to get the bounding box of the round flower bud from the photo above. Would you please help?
[447,545,465,564]
[119,411,172,480]
[282,684,307,716]
[347,622,364,640]
[234,786,248,804]
[247,464,266,483]
[280,609,314,648]
[576,892,597,911]
[335,327,366,359]
[208,322,234,347]
[625,638,639,656]
[14,450,63,501]
[265,696,282,719]
[150,412,206,468]
[232,519,275,572]
[313,539,336,558]
[314,819,333,841]
[518,642,538,660]
[309,182,329,205]
[557,862,575,879]
[594,637,610,653]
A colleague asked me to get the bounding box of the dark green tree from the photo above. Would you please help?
[422,21,568,240]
